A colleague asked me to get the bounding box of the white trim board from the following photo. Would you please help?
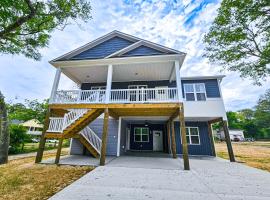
[117,117,122,157]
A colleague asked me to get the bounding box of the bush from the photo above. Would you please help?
[9,124,29,154]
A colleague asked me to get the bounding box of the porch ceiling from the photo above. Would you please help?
[61,61,175,84]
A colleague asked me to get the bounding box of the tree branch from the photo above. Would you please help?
[0,0,37,38]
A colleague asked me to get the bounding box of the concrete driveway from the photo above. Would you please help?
[50,156,270,200]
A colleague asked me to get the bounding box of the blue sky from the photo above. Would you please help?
[0,0,269,110]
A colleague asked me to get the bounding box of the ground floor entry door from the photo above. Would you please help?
[153,130,163,151]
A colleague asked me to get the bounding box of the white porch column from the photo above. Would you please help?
[49,67,61,103]
[174,60,183,102]
[105,64,113,103]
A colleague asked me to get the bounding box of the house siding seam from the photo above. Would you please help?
[81,79,220,98]
[70,36,134,60]
[121,45,165,57]
[174,121,213,156]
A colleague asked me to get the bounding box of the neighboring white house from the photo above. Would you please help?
[214,129,245,141]
[20,119,43,136]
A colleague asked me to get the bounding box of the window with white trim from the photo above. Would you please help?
[91,86,106,90]
[186,127,200,145]
[134,127,149,142]
[184,83,206,101]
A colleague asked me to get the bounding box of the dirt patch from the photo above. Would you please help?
[0,149,93,200]
[215,141,270,172]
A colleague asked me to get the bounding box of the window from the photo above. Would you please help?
[91,86,106,90]
[184,83,206,101]
[185,127,200,145]
[134,127,149,142]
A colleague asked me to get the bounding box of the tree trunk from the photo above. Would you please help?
[0,92,9,164]
[21,142,25,151]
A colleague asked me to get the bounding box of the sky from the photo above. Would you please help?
[0,0,269,111]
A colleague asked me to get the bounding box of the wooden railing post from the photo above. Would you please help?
[35,108,50,163]
[55,137,64,164]
[222,120,235,162]
[100,108,109,166]
[170,120,177,159]
[179,105,190,170]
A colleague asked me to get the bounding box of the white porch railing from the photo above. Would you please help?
[52,90,106,104]
[110,88,178,103]
[80,126,102,154]
[47,109,88,133]
[50,88,178,104]
[63,109,88,128]
[47,117,64,132]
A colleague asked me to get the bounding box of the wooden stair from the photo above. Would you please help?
[79,135,99,158]
[63,109,103,138]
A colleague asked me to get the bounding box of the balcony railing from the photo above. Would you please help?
[51,88,179,104]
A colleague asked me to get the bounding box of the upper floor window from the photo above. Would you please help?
[184,83,206,101]
[186,127,200,145]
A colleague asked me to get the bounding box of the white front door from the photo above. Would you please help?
[153,130,163,151]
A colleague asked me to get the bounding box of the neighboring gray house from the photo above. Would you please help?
[36,30,235,170]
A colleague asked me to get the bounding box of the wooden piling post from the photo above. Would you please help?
[55,137,64,164]
[100,108,109,166]
[35,109,50,163]
[170,120,177,159]
[167,122,171,154]
[222,120,235,162]
[207,122,216,157]
[179,106,190,170]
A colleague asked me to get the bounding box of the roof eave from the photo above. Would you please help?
[50,53,186,68]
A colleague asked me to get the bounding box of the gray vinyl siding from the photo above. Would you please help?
[181,79,221,98]
[70,36,134,60]
[121,45,165,57]
[89,118,118,156]
[81,79,221,99]
[70,138,84,155]
[174,121,213,156]
[70,118,119,156]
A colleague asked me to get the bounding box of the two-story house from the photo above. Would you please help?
[35,31,235,170]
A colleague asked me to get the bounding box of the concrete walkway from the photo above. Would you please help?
[50,156,270,200]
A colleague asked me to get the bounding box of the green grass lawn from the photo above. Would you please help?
[216,141,270,172]
[10,140,70,155]
[0,149,92,200]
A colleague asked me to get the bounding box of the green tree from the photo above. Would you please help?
[0,92,9,164]
[8,99,48,123]
[9,124,29,154]
[226,111,242,129]
[254,89,270,138]
[238,109,255,120]
[0,0,92,60]
[204,0,270,85]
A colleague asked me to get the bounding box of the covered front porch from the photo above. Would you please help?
[49,55,184,105]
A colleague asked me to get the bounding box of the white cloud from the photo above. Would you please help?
[0,0,269,111]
